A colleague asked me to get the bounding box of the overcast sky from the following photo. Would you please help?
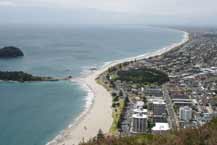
[0,0,216,25]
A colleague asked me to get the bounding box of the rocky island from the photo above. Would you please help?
[0,46,24,58]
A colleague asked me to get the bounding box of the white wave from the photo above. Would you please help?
[79,64,100,77]
[46,79,95,145]
[79,80,95,110]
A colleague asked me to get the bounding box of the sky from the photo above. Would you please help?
[0,0,217,26]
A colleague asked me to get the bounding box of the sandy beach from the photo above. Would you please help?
[47,30,189,145]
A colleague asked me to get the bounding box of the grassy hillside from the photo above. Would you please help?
[80,118,217,145]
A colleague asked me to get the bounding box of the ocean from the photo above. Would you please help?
[0,25,184,145]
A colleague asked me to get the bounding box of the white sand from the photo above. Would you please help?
[46,30,189,145]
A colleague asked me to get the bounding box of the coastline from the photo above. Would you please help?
[46,29,190,145]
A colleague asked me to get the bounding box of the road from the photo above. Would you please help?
[162,84,180,130]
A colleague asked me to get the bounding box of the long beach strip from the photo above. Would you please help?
[47,30,189,145]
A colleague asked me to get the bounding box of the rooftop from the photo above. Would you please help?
[135,101,145,107]
[133,108,148,114]
[153,99,166,105]
[132,113,148,119]
[152,123,170,131]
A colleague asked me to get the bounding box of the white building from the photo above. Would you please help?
[131,101,148,134]
[135,101,145,109]
[133,108,148,114]
[179,106,192,121]
[131,113,148,133]
[152,123,170,134]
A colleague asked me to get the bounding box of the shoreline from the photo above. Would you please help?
[46,29,190,145]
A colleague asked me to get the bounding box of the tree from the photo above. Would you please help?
[119,90,123,97]
[143,97,147,103]
[97,129,104,141]
[111,92,117,97]
[125,96,129,103]
[113,96,119,102]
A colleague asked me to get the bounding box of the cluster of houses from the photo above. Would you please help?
[128,67,217,134]
[110,65,217,135]
[100,28,217,136]
[164,64,217,128]
[129,87,170,135]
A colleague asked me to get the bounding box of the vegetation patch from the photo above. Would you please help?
[0,71,55,82]
[114,67,169,85]
[110,99,125,134]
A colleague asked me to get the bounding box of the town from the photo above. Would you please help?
[97,27,217,136]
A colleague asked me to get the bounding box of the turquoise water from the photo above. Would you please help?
[0,25,183,145]
[0,81,85,145]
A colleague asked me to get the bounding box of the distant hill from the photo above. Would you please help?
[0,46,24,58]
[80,118,217,145]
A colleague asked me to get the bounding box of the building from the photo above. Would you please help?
[135,101,145,109]
[151,123,170,134]
[170,93,193,107]
[144,87,163,98]
[152,99,167,122]
[179,106,192,121]
[133,108,148,114]
[172,98,192,107]
[131,113,148,133]
[131,101,148,134]
[152,99,166,116]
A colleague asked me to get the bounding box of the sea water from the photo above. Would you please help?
[0,25,183,145]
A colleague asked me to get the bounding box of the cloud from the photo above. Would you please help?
[3,0,217,16]
[0,0,217,25]
[0,1,16,7]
